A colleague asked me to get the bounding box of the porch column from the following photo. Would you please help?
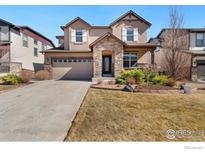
[93,46,102,79]
[150,50,155,65]
[44,54,53,79]
[114,48,123,77]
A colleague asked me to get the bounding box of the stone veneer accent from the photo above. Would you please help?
[44,64,53,79]
[92,37,123,82]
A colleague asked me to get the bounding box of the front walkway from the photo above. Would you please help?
[0,80,91,141]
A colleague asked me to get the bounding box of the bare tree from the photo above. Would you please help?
[161,7,192,80]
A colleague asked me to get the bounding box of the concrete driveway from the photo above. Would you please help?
[0,80,91,141]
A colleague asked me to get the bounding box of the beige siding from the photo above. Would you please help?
[64,20,90,51]
[89,28,111,44]
[111,14,149,44]
[10,29,52,71]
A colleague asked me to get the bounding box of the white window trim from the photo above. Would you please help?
[196,33,204,47]
[22,34,29,47]
[71,29,87,43]
[122,27,138,42]
[34,47,38,57]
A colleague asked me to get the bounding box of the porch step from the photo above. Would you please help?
[101,77,116,85]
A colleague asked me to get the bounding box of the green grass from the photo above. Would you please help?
[65,88,205,141]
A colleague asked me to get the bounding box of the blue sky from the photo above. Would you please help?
[0,5,205,46]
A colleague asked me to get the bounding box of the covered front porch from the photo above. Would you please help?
[92,45,157,82]
[90,32,158,82]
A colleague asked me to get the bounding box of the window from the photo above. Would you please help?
[196,33,204,47]
[34,39,38,45]
[76,29,83,42]
[42,43,47,51]
[123,53,137,68]
[34,48,38,57]
[127,28,134,41]
[0,26,9,41]
[64,59,67,63]
[22,34,28,47]
[58,39,64,45]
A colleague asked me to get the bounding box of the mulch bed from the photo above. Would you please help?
[91,84,124,91]
[91,84,180,94]
[135,85,180,93]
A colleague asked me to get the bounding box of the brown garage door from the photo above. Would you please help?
[197,60,205,80]
[52,58,93,80]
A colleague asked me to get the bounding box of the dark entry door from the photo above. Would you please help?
[102,56,112,74]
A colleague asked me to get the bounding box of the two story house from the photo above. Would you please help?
[151,28,205,82]
[42,10,158,81]
[0,18,54,73]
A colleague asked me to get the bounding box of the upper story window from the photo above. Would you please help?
[196,33,204,47]
[58,39,64,45]
[42,43,47,51]
[76,29,83,43]
[127,28,134,41]
[71,29,87,43]
[34,47,38,57]
[123,53,138,68]
[22,34,28,47]
[122,27,138,42]
[34,39,38,45]
[0,26,9,41]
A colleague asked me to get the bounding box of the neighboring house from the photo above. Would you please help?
[42,10,158,81]
[150,28,205,81]
[0,18,54,73]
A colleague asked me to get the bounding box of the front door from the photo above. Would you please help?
[102,56,112,75]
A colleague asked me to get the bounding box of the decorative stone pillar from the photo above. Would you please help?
[114,48,123,77]
[44,64,52,79]
[191,57,197,81]
[44,54,52,79]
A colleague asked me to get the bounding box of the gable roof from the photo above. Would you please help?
[89,32,126,47]
[63,17,92,29]
[19,26,55,47]
[110,10,151,27]
[0,18,16,27]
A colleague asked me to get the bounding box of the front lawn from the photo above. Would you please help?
[65,88,205,141]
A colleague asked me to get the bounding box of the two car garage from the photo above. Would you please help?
[52,58,93,80]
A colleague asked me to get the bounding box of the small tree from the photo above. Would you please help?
[161,7,191,80]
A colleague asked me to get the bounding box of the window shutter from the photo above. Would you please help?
[134,28,138,42]
[122,27,127,41]
[82,30,87,43]
[71,29,76,42]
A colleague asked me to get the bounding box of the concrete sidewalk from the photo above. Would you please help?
[0,80,91,141]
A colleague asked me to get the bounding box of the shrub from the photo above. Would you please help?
[151,75,168,85]
[117,69,145,84]
[165,78,176,87]
[1,74,22,85]
[35,70,50,80]
[20,70,33,83]
[144,71,159,83]
[126,77,136,85]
